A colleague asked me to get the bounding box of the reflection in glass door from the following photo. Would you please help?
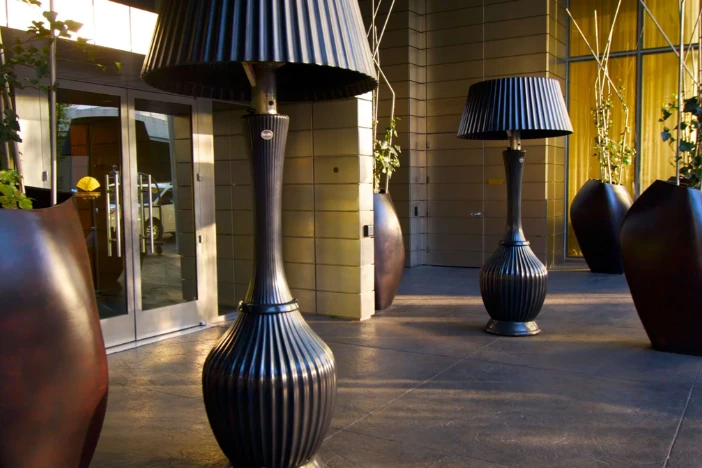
[132,97,199,338]
[57,88,135,345]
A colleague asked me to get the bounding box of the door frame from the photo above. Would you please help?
[58,80,218,346]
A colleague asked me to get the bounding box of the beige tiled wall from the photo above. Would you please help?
[361,0,428,267]
[213,96,375,321]
[371,0,567,268]
[214,0,568,318]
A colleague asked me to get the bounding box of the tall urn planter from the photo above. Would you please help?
[374,191,405,310]
[620,180,702,356]
[0,188,108,467]
[570,179,632,274]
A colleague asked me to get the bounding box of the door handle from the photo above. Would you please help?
[114,170,122,257]
[105,169,122,257]
[105,173,112,257]
[138,174,146,254]
[147,174,154,254]
[470,212,482,217]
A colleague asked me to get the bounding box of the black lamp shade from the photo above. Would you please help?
[141,0,378,102]
[457,77,573,140]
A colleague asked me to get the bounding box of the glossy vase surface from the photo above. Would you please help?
[480,149,548,336]
[0,188,108,468]
[570,179,632,274]
[620,180,702,356]
[374,192,405,310]
[203,114,336,468]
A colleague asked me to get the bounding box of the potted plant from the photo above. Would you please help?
[568,3,634,274]
[620,92,702,356]
[0,2,108,466]
[619,4,702,356]
[368,5,404,311]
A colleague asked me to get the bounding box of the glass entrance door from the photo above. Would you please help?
[130,95,201,339]
[57,84,202,346]
[57,87,136,346]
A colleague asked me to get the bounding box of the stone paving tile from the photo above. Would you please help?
[324,342,463,431]
[92,384,228,467]
[308,312,496,358]
[668,386,702,468]
[346,359,691,468]
[319,430,512,468]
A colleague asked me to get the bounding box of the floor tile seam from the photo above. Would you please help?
[326,337,500,440]
[663,362,701,468]
[337,427,517,468]
[322,338,460,358]
[461,355,699,388]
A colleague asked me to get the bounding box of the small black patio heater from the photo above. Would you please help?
[457,77,572,336]
[141,1,377,467]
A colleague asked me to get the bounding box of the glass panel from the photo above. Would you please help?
[643,0,700,50]
[569,0,638,57]
[641,52,699,190]
[57,89,127,318]
[135,99,198,310]
[567,57,637,257]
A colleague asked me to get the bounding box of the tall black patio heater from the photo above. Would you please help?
[142,1,376,467]
[458,77,572,336]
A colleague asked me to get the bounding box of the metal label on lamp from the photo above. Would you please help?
[261,129,274,140]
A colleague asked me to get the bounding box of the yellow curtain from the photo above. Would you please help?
[640,52,699,190]
[567,57,637,257]
[569,0,638,57]
[643,0,701,50]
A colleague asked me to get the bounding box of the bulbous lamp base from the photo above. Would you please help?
[203,302,336,468]
[480,242,547,336]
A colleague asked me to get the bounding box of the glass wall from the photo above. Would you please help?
[567,1,700,256]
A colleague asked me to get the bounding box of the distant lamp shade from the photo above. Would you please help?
[141,0,378,102]
[457,77,573,140]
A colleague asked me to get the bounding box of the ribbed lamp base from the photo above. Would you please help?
[480,243,547,337]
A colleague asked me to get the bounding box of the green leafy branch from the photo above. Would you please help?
[0,169,31,209]
[591,85,635,185]
[373,117,401,193]
[660,94,702,188]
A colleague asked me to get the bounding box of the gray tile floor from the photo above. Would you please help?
[92,267,702,468]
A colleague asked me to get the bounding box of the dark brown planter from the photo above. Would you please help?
[570,179,632,274]
[0,187,108,467]
[620,180,702,356]
[374,191,405,310]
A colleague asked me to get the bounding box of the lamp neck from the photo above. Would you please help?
[507,130,521,150]
[251,64,279,115]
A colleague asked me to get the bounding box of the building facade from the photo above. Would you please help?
[9,0,692,349]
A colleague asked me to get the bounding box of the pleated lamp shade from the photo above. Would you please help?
[457,77,573,140]
[141,0,377,102]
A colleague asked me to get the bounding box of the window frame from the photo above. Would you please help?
[564,0,700,258]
